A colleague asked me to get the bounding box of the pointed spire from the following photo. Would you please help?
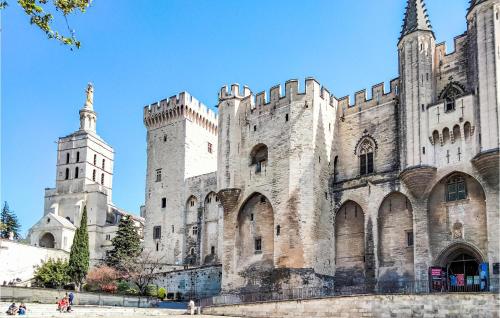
[400,0,433,41]
[468,0,487,13]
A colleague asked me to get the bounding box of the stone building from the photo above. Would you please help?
[143,0,499,293]
[28,84,144,265]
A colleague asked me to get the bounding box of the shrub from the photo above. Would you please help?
[85,265,118,293]
[33,258,70,288]
[117,280,130,294]
[157,287,166,300]
[146,284,157,297]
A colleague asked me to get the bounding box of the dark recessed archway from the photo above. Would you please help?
[39,232,55,248]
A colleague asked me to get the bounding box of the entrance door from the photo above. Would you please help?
[446,253,480,292]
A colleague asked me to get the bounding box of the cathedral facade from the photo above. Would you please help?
[28,84,144,265]
[143,0,499,292]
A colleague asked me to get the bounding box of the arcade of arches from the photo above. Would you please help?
[333,172,490,291]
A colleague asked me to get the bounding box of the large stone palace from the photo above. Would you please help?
[142,0,499,293]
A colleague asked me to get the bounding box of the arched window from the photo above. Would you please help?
[453,125,461,142]
[65,168,69,180]
[92,169,96,181]
[333,156,339,182]
[74,167,79,179]
[358,138,375,176]
[432,130,440,145]
[101,173,105,185]
[76,152,80,162]
[464,122,471,140]
[446,175,467,201]
[439,81,465,112]
[250,144,268,174]
[66,153,70,164]
[442,127,450,144]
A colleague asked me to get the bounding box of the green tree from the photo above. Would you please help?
[106,215,141,269]
[33,258,70,288]
[68,205,89,290]
[0,0,92,49]
[1,201,21,239]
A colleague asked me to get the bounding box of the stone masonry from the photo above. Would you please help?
[142,0,500,294]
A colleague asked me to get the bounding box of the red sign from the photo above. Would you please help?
[456,274,465,286]
[431,268,442,276]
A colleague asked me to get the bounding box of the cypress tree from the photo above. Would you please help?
[0,201,21,239]
[68,205,90,290]
[106,215,141,269]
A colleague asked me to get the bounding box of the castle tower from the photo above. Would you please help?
[217,84,251,189]
[398,0,435,168]
[467,0,500,152]
[143,92,218,265]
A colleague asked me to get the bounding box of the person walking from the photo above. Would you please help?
[188,299,195,315]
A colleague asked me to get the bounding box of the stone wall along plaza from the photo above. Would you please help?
[202,293,500,318]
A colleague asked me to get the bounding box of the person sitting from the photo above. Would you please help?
[18,303,26,316]
[6,303,18,316]
[57,297,68,313]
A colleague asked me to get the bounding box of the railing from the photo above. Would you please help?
[199,278,499,307]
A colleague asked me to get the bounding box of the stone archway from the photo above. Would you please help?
[203,192,220,264]
[377,192,414,284]
[39,232,55,248]
[334,200,365,287]
[435,242,487,292]
[427,172,487,263]
[236,193,274,272]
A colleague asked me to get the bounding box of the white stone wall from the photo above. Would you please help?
[0,240,69,284]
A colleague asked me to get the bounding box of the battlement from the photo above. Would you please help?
[337,78,399,117]
[219,84,252,100]
[435,32,467,58]
[143,91,218,133]
[221,77,335,115]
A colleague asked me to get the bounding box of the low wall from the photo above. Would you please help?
[202,293,500,318]
[152,265,221,300]
[0,286,156,307]
[0,239,69,284]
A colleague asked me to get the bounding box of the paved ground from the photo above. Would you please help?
[0,302,240,317]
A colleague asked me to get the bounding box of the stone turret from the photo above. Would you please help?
[398,0,436,170]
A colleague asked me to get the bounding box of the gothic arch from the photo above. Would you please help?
[353,135,378,155]
[434,241,485,267]
[334,200,365,286]
[427,171,487,264]
[236,192,274,271]
[438,81,466,101]
[377,192,415,283]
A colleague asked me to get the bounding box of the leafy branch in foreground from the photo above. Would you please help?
[5,0,92,49]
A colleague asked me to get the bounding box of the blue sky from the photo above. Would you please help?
[2,0,469,235]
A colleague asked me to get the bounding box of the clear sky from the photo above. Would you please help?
[2,0,470,235]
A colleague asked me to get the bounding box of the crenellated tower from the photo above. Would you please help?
[143,92,218,265]
[467,0,500,152]
[398,0,435,168]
